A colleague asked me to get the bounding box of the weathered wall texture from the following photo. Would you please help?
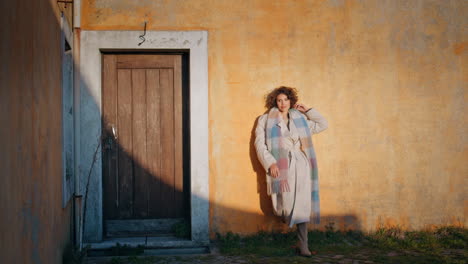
[80,0,467,235]
[0,0,72,263]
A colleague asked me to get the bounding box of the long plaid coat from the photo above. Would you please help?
[254,108,328,226]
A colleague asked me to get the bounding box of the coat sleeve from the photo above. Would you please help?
[304,108,328,134]
[254,114,277,172]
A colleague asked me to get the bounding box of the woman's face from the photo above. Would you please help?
[276,93,291,112]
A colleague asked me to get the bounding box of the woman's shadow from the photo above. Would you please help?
[249,114,275,216]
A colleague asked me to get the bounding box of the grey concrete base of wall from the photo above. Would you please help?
[79,30,209,243]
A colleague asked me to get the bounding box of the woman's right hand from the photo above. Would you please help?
[269,163,279,178]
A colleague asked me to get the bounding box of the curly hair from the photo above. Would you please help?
[264,86,299,109]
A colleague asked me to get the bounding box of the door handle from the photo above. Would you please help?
[111,125,118,140]
[104,124,117,150]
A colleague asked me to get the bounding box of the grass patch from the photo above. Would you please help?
[62,244,89,264]
[216,231,298,256]
[368,226,467,252]
[216,225,467,263]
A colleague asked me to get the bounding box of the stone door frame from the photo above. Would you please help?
[78,30,209,243]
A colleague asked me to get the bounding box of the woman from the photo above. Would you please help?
[255,86,328,256]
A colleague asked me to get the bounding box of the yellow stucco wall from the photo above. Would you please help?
[80,0,467,235]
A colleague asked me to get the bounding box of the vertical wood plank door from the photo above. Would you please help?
[102,54,184,224]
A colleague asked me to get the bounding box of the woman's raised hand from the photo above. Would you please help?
[269,163,280,178]
[294,103,310,114]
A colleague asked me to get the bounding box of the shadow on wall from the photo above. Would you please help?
[96,121,362,236]
[81,78,361,241]
[249,115,273,217]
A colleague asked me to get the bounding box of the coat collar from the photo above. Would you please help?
[277,116,294,135]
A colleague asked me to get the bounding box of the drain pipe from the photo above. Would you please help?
[73,27,83,250]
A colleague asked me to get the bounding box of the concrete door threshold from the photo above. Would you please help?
[86,236,210,257]
[87,235,209,250]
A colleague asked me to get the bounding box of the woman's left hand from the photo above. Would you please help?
[294,103,310,113]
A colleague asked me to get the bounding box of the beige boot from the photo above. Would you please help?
[296,223,312,257]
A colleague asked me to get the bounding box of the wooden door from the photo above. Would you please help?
[102,54,184,226]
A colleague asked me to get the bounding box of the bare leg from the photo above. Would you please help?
[297,222,312,256]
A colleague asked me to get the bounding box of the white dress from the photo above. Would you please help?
[254,109,328,227]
